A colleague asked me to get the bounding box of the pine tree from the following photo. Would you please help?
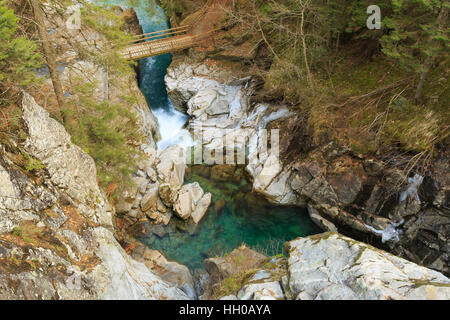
[0,1,41,88]
[380,0,449,103]
[30,0,65,111]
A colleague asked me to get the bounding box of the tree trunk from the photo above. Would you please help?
[414,5,447,104]
[300,6,315,94]
[31,0,65,112]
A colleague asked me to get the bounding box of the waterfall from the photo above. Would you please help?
[98,0,193,151]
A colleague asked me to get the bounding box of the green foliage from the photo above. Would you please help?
[63,77,142,195]
[380,0,449,74]
[0,1,41,87]
[12,227,22,237]
[55,1,145,196]
[160,0,190,20]
[79,0,136,76]
[229,0,448,161]
[160,0,186,16]
[19,151,45,172]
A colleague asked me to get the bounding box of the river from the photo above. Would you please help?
[98,0,320,270]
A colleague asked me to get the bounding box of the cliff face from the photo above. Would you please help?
[164,59,449,277]
[0,3,191,300]
[163,0,449,277]
[0,92,188,299]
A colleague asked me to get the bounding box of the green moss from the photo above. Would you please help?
[211,269,259,299]
[412,280,450,289]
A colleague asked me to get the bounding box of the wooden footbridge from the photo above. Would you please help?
[120,25,212,60]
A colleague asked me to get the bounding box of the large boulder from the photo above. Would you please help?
[156,145,186,189]
[173,182,211,223]
[132,246,196,299]
[191,192,212,224]
[174,182,204,219]
[286,233,450,300]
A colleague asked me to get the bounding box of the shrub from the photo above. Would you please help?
[0,1,41,88]
[63,78,143,197]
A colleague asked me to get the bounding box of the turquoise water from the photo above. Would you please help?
[99,0,192,149]
[98,1,321,270]
[138,169,322,270]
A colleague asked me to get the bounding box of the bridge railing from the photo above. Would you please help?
[115,25,192,48]
[120,26,223,60]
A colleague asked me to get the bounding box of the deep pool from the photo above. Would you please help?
[98,0,321,270]
[138,169,322,270]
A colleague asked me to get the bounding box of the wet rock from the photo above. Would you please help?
[394,207,450,275]
[326,170,363,205]
[193,269,212,299]
[151,224,168,238]
[307,204,337,232]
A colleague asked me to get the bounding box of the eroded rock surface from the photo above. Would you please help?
[0,93,189,300]
[286,233,450,300]
[165,60,450,276]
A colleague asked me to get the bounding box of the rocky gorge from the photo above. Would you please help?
[0,0,449,300]
[163,58,449,278]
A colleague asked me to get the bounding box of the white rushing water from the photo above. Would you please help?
[99,0,193,151]
[153,102,194,151]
